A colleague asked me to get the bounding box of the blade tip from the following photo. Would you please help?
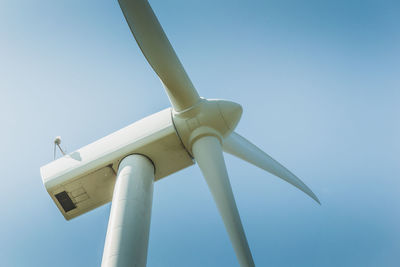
[312,195,321,205]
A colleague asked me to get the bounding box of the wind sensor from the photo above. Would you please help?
[40,1,320,266]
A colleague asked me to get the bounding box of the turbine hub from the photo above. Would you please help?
[172,98,242,156]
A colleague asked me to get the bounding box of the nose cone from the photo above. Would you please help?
[217,100,243,131]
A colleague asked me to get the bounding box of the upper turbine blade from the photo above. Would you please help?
[118,0,200,111]
[223,132,320,204]
[192,136,255,267]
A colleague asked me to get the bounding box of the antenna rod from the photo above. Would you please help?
[54,136,66,159]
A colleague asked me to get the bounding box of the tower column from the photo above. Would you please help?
[102,154,155,267]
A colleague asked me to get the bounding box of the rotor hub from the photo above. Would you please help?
[172,98,242,156]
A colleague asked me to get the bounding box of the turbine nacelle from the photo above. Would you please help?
[172,98,242,155]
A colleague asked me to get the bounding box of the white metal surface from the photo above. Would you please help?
[172,98,242,155]
[118,0,200,111]
[223,132,320,203]
[101,155,154,267]
[192,136,255,267]
[40,108,193,220]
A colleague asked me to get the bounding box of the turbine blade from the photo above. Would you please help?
[192,136,255,267]
[223,132,320,204]
[118,0,200,111]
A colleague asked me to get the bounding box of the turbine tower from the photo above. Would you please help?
[40,1,320,266]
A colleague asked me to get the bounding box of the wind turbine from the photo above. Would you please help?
[40,0,320,266]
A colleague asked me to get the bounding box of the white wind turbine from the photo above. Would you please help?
[40,1,320,266]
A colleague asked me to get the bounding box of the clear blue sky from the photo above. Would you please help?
[1,0,399,266]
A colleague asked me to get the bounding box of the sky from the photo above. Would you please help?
[0,0,399,266]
